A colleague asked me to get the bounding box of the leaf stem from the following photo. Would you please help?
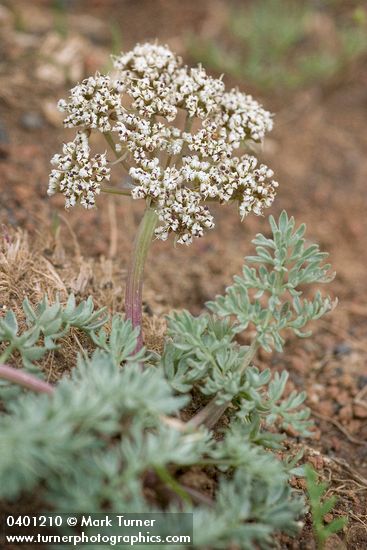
[154,466,192,505]
[125,206,158,352]
[0,364,54,395]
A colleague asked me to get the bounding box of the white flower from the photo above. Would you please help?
[113,43,180,81]
[51,42,278,244]
[155,188,215,245]
[183,121,232,161]
[48,131,110,209]
[113,113,183,156]
[176,66,225,119]
[112,43,181,121]
[58,73,123,132]
[217,89,273,145]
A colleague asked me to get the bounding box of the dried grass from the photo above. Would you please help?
[0,225,166,380]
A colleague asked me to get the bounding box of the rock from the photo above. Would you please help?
[348,419,361,433]
[324,534,346,550]
[20,112,44,130]
[357,375,367,390]
[327,386,340,400]
[308,454,324,470]
[340,373,355,389]
[316,400,335,416]
[290,356,306,373]
[333,343,352,356]
[338,404,353,421]
[353,404,367,419]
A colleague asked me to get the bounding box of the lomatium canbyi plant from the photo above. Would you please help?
[47,42,278,348]
[0,43,339,549]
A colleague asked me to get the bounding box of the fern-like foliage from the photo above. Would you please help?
[90,314,149,365]
[162,309,313,437]
[0,345,304,549]
[0,212,337,549]
[0,294,107,368]
[161,212,334,439]
[207,211,335,352]
[305,465,347,550]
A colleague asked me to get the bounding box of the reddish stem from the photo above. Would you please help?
[125,206,158,351]
[0,364,54,395]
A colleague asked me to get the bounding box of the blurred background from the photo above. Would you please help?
[1,4,367,542]
[0,0,367,311]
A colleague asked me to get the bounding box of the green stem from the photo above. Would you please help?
[104,132,118,154]
[184,115,194,133]
[125,206,158,352]
[154,466,192,505]
[103,132,130,172]
[188,340,260,429]
[101,187,131,197]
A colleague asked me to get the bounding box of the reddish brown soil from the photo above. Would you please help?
[0,1,366,548]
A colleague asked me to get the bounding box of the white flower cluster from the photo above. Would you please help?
[155,189,214,245]
[182,154,278,217]
[50,42,278,244]
[58,73,123,132]
[218,90,273,145]
[48,131,110,209]
[112,43,180,121]
[176,66,225,119]
[114,113,183,156]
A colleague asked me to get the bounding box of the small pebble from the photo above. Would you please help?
[0,119,9,143]
[353,404,367,419]
[308,455,324,470]
[338,404,353,421]
[20,112,44,130]
[333,366,344,376]
[357,375,367,390]
[333,343,352,356]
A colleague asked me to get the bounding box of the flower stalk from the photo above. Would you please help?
[125,206,158,351]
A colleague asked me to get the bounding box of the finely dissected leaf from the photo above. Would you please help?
[305,465,347,549]
[2,310,18,335]
[90,314,148,365]
[0,211,336,549]
[0,294,108,369]
[208,211,335,352]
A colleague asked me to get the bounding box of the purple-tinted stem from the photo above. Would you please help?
[125,206,158,352]
[0,364,54,395]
